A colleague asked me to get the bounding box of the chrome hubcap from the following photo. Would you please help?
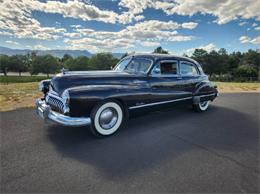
[99,107,118,129]
[200,101,208,107]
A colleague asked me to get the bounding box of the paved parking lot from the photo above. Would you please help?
[1,93,259,193]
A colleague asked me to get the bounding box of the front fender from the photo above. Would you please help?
[40,79,51,95]
[67,85,150,117]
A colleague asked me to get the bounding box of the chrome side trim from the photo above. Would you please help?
[195,93,216,98]
[36,99,91,127]
[129,97,192,110]
[129,92,218,110]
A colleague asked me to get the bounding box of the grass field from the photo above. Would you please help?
[0,82,42,112]
[0,81,259,112]
[0,76,50,83]
[214,82,260,93]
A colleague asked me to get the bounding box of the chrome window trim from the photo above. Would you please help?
[113,56,133,71]
[179,61,200,76]
[114,57,153,74]
[126,57,154,74]
[150,60,179,77]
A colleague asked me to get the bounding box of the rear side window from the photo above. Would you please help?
[152,60,178,75]
[180,61,199,76]
[161,61,178,75]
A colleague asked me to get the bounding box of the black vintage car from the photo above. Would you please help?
[36,54,218,136]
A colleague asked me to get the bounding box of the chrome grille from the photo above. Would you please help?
[46,92,65,113]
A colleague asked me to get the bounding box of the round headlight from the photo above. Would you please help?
[61,89,70,105]
[39,81,44,91]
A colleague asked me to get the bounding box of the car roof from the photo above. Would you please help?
[127,53,199,64]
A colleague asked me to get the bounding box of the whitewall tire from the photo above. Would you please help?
[193,101,210,112]
[90,101,124,136]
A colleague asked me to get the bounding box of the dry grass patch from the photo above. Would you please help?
[0,82,42,112]
[215,82,260,93]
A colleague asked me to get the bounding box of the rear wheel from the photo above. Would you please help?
[193,101,209,112]
[90,101,124,136]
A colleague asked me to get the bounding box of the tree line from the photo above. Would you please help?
[0,52,119,77]
[0,47,259,81]
[153,47,259,81]
[190,48,259,81]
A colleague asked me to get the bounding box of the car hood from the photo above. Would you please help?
[50,70,147,95]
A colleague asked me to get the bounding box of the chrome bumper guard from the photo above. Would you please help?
[36,99,91,127]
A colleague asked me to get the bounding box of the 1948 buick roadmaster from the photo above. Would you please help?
[36,54,218,136]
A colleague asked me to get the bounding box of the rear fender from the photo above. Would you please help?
[193,81,218,104]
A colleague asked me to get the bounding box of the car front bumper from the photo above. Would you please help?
[36,99,91,127]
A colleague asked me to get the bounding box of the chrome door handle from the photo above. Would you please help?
[133,80,146,84]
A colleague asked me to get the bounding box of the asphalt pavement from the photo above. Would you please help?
[0,93,259,193]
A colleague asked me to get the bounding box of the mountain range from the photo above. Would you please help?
[0,46,124,59]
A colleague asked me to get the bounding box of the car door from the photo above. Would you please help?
[148,59,192,103]
[179,61,202,93]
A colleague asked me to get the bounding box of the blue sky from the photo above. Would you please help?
[0,0,259,55]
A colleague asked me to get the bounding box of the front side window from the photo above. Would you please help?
[180,62,199,76]
[151,61,178,76]
[114,57,153,74]
[114,58,131,71]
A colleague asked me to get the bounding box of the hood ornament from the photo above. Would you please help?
[61,67,68,75]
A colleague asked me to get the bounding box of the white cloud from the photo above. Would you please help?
[0,0,143,28]
[186,43,217,56]
[1,0,259,40]
[32,44,50,50]
[239,21,248,26]
[239,36,251,43]
[29,0,119,24]
[70,25,82,29]
[181,22,198,29]
[240,36,260,45]
[0,31,12,36]
[126,20,198,31]
[63,32,82,38]
[165,0,260,24]
[0,0,67,40]
[255,27,260,31]
[119,0,260,25]
[5,40,20,45]
[62,20,196,52]
[250,37,260,45]
[64,37,134,52]
[168,35,194,42]
[252,23,258,27]
[140,41,161,47]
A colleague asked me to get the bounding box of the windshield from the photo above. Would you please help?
[114,57,153,74]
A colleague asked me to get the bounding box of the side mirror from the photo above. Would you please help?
[153,67,160,74]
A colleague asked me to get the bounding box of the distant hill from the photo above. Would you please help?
[0,46,124,58]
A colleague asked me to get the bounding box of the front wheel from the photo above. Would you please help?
[90,101,124,136]
[193,101,210,112]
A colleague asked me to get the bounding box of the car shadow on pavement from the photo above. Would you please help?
[46,104,259,180]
